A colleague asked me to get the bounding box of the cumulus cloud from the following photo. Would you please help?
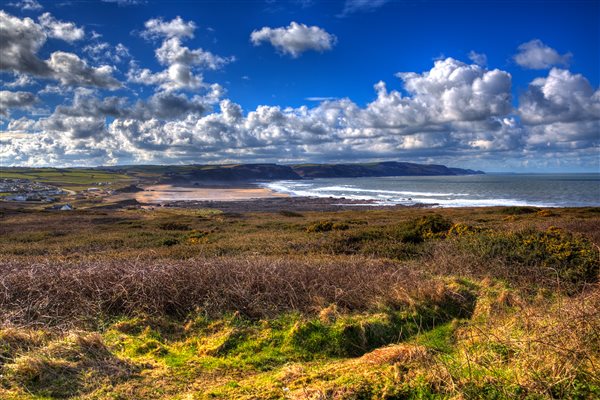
[387,58,512,125]
[519,68,600,149]
[141,16,196,39]
[130,18,232,91]
[127,56,206,92]
[155,37,232,70]
[47,51,121,89]
[0,90,38,116]
[0,11,120,89]
[514,39,572,69]
[4,58,524,166]
[40,114,107,140]
[0,11,51,76]
[2,51,597,169]
[519,68,600,125]
[43,88,212,125]
[250,21,336,57]
[38,13,85,43]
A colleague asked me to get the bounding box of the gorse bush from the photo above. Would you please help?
[397,214,453,243]
[158,222,191,231]
[514,227,599,287]
[279,210,303,217]
[498,206,539,215]
[454,226,599,292]
[306,220,349,233]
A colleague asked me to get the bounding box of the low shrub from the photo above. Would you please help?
[441,227,599,292]
[306,220,349,233]
[279,210,303,218]
[162,238,179,246]
[158,222,191,231]
[498,206,539,215]
[536,209,555,217]
[397,214,453,243]
[447,223,484,236]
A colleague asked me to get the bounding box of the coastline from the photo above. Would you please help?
[133,183,289,203]
[106,181,432,211]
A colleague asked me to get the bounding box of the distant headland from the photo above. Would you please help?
[99,161,485,183]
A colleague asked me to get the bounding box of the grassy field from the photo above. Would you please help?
[0,168,133,191]
[0,205,599,399]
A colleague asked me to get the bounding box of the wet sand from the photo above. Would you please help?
[133,184,288,203]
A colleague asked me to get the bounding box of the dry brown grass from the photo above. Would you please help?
[419,283,600,398]
[360,343,431,365]
[0,255,453,327]
[3,332,139,398]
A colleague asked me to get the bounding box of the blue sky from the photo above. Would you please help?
[1,0,599,171]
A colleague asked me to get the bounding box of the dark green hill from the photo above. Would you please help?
[98,161,483,182]
[291,161,483,179]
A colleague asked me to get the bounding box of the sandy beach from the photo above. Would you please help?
[132,184,288,203]
[99,183,429,212]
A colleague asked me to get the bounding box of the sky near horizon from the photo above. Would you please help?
[0,0,599,172]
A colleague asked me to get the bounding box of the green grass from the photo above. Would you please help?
[0,167,132,188]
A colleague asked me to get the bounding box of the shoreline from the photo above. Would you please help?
[133,183,288,203]
[158,196,430,212]
[106,182,433,211]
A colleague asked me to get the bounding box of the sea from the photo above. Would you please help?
[262,173,600,208]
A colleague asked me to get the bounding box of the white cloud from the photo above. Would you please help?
[130,19,232,92]
[514,39,571,69]
[2,52,597,169]
[38,13,85,43]
[0,90,38,116]
[0,11,50,76]
[5,58,521,166]
[519,68,600,149]
[519,68,600,125]
[468,51,487,66]
[251,21,336,57]
[4,74,36,88]
[141,16,196,40]
[385,58,512,125]
[8,0,42,11]
[83,42,130,63]
[305,96,338,102]
[155,37,232,70]
[47,51,121,89]
[0,11,120,89]
[338,0,389,16]
[7,116,37,131]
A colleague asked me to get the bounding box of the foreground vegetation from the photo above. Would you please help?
[1,205,599,399]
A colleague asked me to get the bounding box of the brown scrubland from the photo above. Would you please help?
[0,205,598,399]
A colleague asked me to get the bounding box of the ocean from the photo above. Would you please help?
[262,173,600,207]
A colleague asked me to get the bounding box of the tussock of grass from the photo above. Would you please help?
[2,332,139,398]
